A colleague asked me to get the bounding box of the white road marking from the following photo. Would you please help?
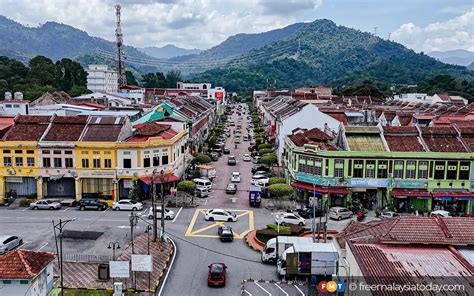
[275,284,289,296]
[117,225,131,229]
[21,208,28,211]
[294,285,305,296]
[172,207,182,223]
[37,242,48,251]
[244,290,252,296]
[62,208,69,212]
[255,282,271,296]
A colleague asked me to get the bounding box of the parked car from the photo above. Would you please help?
[243,153,251,162]
[205,209,237,222]
[218,226,234,242]
[274,212,306,226]
[380,211,399,219]
[430,210,451,217]
[223,148,230,154]
[0,235,23,254]
[226,183,237,194]
[30,200,61,210]
[235,138,241,144]
[329,207,353,220]
[231,172,241,183]
[251,165,270,174]
[208,263,227,287]
[146,207,175,220]
[251,174,269,185]
[227,156,237,165]
[209,152,219,161]
[297,205,322,218]
[252,156,261,164]
[253,171,272,178]
[195,188,210,198]
[112,199,144,211]
[78,199,107,211]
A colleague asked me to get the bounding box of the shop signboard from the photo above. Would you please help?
[295,173,339,186]
[392,179,428,189]
[347,179,390,188]
[110,261,130,278]
[78,170,116,178]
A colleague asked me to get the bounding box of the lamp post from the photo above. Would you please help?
[107,242,120,260]
[52,218,76,296]
[160,170,166,241]
[145,225,152,293]
[152,169,158,242]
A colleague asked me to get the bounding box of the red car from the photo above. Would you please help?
[207,263,227,287]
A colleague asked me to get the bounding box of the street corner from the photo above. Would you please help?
[184,208,254,239]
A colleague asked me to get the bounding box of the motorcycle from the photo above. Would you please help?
[356,211,366,222]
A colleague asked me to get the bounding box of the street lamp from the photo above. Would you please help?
[52,218,76,296]
[159,170,167,241]
[152,169,158,242]
[107,242,120,260]
[144,225,152,293]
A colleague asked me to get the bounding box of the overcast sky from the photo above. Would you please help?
[0,0,472,52]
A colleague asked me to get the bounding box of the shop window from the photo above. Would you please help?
[334,159,344,178]
[3,157,11,166]
[365,160,375,178]
[393,160,404,178]
[377,160,388,178]
[15,157,23,166]
[65,158,73,168]
[43,158,51,168]
[314,158,322,176]
[26,150,34,154]
[434,161,445,179]
[459,161,470,180]
[144,158,151,168]
[298,155,307,173]
[418,161,428,179]
[3,150,10,154]
[64,150,73,155]
[15,150,22,154]
[53,150,61,155]
[162,155,169,165]
[93,159,101,168]
[405,160,416,179]
[153,156,160,166]
[353,160,363,178]
[123,159,132,168]
[446,161,458,180]
[93,151,100,155]
[82,159,89,168]
[54,158,62,168]
[42,150,50,154]
[104,151,111,155]
[104,159,112,168]
[27,157,35,167]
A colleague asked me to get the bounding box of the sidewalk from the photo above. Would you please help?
[57,234,174,292]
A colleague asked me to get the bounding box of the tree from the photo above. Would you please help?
[259,153,277,167]
[195,154,212,164]
[177,180,196,195]
[55,58,88,92]
[165,70,182,88]
[257,143,273,150]
[269,177,286,185]
[267,184,294,198]
[258,148,273,155]
[141,72,167,88]
[69,85,90,97]
[28,56,57,87]
[126,70,139,86]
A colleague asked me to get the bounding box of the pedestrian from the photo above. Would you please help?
[415,210,419,216]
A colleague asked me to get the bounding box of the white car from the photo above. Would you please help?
[146,207,175,220]
[274,212,306,226]
[205,209,238,222]
[430,210,451,217]
[30,200,61,210]
[0,235,23,254]
[243,154,252,162]
[112,199,144,211]
[231,172,241,183]
[251,175,269,185]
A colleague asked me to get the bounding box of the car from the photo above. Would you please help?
[297,206,322,218]
[329,207,353,220]
[231,172,241,182]
[226,183,237,194]
[146,207,175,220]
[430,210,451,217]
[0,235,23,254]
[227,156,237,165]
[251,164,270,174]
[218,226,234,242]
[243,135,249,141]
[205,209,237,222]
[243,153,252,162]
[223,148,230,154]
[380,211,399,219]
[274,212,306,226]
[112,199,144,211]
[235,138,241,144]
[253,171,272,178]
[251,174,269,185]
[229,122,235,126]
[30,200,61,210]
[208,263,227,287]
[195,187,210,198]
[77,199,107,211]
[209,152,219,161]
[252,156,261,164]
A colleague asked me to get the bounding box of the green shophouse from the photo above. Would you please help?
[284,125,473,215]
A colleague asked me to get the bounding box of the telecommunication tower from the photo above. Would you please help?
[115,4,126,87]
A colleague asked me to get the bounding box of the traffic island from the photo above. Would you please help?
[56,234,174,293]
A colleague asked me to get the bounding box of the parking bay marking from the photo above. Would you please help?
[184,209,254,239]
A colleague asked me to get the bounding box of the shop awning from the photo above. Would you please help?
[431,191,473,200]
[391,189,430,197]
[140,173,180,185]
[291,181,349,195]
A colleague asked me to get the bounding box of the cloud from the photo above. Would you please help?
[392,8,474,52]
[258,0,323,15]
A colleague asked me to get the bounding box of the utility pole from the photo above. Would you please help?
[373,26,378,36]
[152,169,158,242]
[160,170,166,241]
[52,218,76,296]
[312,184,316,242]
[115,4,126,88]
[129,213,138,289]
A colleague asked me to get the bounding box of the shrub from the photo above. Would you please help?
[177,180,196,194]
[266,224,290,232]
[20,198,35,207]
[258,143,273,150]
[195,154,212,164]
[269,177,285,185]
[259,153,277,166]
[267,184,294,198]
[258,148,273,155]
[253,127,264,133]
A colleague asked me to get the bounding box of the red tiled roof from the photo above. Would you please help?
[383,112,396,121]
[0,250,55,279]
[288,128,336,150]
[140,173,180,185]
[324,111,348,125]
[43,116,88,141]
[421,126,467,152]
[82,125,123,142]
[383,126,418,134]
[397,115,412,126]
[135,123,171,137]
[437,93,451,101]
[384,135,425,152]
[3,115,52,141]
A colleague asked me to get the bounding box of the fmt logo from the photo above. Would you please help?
[318,280,345,293]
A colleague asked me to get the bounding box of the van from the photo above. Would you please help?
[195,187,210,198]
[193,178,212,190]
[329,207,353,220]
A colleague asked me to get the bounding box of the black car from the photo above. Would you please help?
[78,199,107,211]
[251,164,270,174]
[223,148,230,154]
[297,206,322,218]
[225,183,237,194]
[218,226,234,242]
[227,156,237,165]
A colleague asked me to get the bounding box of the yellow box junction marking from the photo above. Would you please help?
[185,209,254,239]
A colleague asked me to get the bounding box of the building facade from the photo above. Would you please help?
[87,65,118,93]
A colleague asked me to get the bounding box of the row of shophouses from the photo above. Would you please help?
[0,96,216,204]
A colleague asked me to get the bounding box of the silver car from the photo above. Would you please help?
[30,200,61,210]
[329,207,353,220]
[0,235,23,254]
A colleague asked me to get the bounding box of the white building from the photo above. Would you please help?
[87,65,118,93]
[177,82,211,90]
[0,92,30,115]
[208,87,226,103]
